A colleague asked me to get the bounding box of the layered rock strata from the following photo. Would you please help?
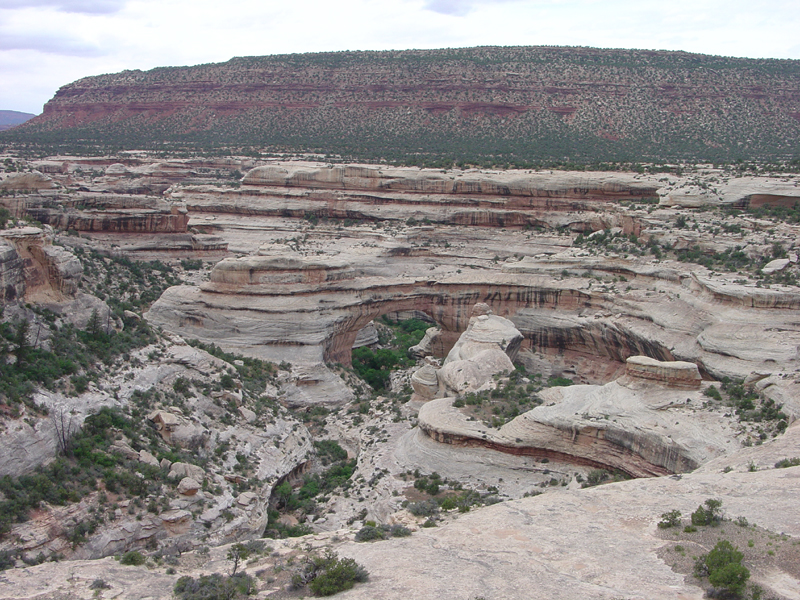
[418,356,732,477]
[0,227,82,301]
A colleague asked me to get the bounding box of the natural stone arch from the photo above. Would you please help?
[320,280,673,372]
[149,273,680,380]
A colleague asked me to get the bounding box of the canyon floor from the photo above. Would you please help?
[0,155,799,599]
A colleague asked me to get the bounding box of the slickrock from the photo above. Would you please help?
[5,155,800,600]
[419,356,739,477]
[0,171,56,191]
[340,447,800,600]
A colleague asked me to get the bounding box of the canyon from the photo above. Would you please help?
[0,153,799,599]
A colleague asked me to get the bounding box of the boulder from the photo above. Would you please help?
[147,409,209,448]
[438,348,514,396]
[409,326,442,358]
[411,362,439,399]
[236,492,257,507]
[238,406,257,423]
[177,477,201,496]
[109,440,139,461]
[762,258,790,274]
[138,450,160,467]
[169,462,205,482]
[444,313,523,365]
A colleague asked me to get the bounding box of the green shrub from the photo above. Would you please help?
[354,523,411,542]
[350,318,430,390]
[691,498,723,527]
[695,540,750,597]
[0,550,17,571]
[174,573,255,599]
[119,550,146,566]
[180,259,203,270]
[303,550,368,597]
[389,524,411,537]
[313,440,348,464]
[709,563,750,596]
[408,499,439,517]
[657,510,682,529]
[582,469,609,487]
[90,579,111,590]
[775,457,800,468]
[354,525,386,542]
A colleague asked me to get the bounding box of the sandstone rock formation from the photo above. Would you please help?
[420,304,525,397]
[177,477,200,496]
[1,424,798,599]
[12,46,800,164]
[0,171,56,191]
[622,355,701,389]
[168,462,205,482]
[0,237,25,301]
[410,359,439,399]
[3,154,800,600]
[0,227,81,301]
[418,355,739,477]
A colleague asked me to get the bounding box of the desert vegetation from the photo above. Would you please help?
[4,46,799,167]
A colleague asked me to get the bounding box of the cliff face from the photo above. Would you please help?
[8,46,800,161]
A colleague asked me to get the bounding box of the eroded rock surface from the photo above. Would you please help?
[2,155,800,600]
[419,356,740,477]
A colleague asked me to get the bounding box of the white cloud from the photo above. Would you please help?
[0,32,104,56]
[423,0,474,16]
[0,0,126,14]
[1,0,799,114]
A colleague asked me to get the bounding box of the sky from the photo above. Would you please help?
[2,0,799,115]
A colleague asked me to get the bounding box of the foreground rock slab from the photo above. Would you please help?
[2,424,798,600]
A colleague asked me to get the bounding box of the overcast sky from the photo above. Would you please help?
[2,0,799,115]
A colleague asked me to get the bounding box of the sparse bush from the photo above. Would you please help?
[407,499,439,517]
[174,572,255,599]
[658,509,682,529]
[354,525,386,542]
[290,549,368,597]
[694,540,750,598]
[691,498,723,527]
[355,522,412,542]
[120,550,146,566]
[308,552,368,597]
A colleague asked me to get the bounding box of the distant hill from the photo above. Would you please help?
[0,110,36,131]
[3,46,800,164]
